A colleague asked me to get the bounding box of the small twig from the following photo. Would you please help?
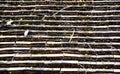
[60,68,62,74]
[11,54,15,61]
[69,29,75,42]
[106,44,115,60]
[78,63,87,74]
[0,19,14,28]
[59,52,64,74]
[11,53,18,61]
[29,47,32,58]
[41,15,46,21]
[85,40,98,70]
[87,42,98,58]
[31,3,46,21]
[53,5,72,17]
[24,30,29,37]
[14,41,16,46]
[6,20,13,26]
[36,13,46,21]
[108,44,120,53]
